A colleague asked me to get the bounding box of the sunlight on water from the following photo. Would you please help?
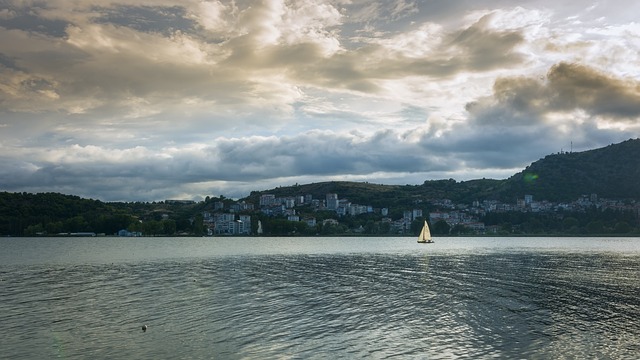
[0,237,639,359]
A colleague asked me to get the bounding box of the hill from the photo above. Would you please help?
[500,138,640,201]
[243,138,640,203]
[0,192,200,236]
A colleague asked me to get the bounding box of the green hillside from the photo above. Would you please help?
[245,139,640,204]
[499,138,640,202]
[0,192,200,236]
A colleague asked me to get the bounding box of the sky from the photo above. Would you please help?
[1,0,639,202]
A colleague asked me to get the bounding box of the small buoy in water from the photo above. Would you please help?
[142,325,148,332]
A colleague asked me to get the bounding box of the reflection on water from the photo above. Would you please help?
[0,237,639,359]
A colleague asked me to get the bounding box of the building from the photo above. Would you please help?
[212,213,251,235]
[326,193,339,210]
[284,197,296,208]
[117,229,142,237]
[260,194,276,207]
[323,219,339,226]
[525,195,533,205]
[230,201,254,212]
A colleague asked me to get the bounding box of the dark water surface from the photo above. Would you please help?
[1,237,639,359]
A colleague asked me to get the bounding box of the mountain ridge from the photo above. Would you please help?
[243,138,640,204]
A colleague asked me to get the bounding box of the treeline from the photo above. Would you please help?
[0,192,199,236]
[2,191,639,237]
[480,208,640,235]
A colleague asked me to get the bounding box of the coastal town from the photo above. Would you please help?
[200,192,640,236]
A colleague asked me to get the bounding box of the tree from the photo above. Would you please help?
[24,223,45,235]
[586,220,605,234]
[450,224,470,235]
[378,221,391,234]
[163,219,177,235]
[46,221,63,234]
[64,216,89,232]
[143,220,163,236]
[410,218,426,235]
[432,220,450,235]
[614,221,631,234]
[523,218,544,234]
[562,217,579,233]
[193,214,204,236]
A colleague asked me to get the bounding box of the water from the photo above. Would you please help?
[1,237,639,359]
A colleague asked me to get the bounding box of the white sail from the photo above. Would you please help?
[417,220,432,243]
[257,220,263,235]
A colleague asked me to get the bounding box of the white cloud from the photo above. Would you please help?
[193,0,230,32]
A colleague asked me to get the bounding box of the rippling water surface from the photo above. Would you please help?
[1,237,639,359]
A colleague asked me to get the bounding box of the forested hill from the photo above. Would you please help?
[245,138,640,203]
[243,178,505,207]
[0,192,132,236]
[0,192,202,236]
[500,138,640,202]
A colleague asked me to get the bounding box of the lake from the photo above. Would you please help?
[1,236,639,359]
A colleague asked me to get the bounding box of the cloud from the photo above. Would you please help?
[93,4,197,35]
[547,62,640,119]
[0,128,469,200]
[467,62,640,127]
[0,1,639,201]
[0,1,530,118]
[0,4,69,37]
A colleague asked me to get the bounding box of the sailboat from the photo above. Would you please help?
[417,220,433,243]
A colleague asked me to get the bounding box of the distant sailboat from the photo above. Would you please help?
[257,220,263,235]
[417,220,433,243]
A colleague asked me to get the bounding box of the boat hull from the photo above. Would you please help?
[417,240,434,243]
